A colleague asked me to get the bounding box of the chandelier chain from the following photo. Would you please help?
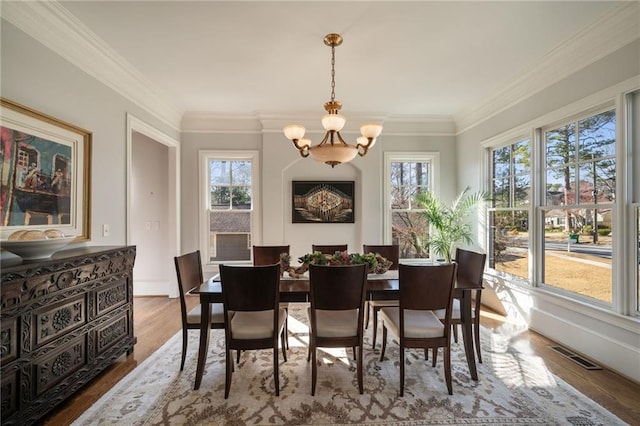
[330,44,336,102]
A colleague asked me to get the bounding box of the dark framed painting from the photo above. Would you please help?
[292,181,354,223]
[0,98,92,241]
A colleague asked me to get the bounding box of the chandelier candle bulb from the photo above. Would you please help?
[284,33,382,168]
[322,114,346,131]
[284,124,305,141]
[360,123,383,139]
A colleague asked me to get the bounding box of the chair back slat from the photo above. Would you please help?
[253,245,290,266]
[399,263,457,311]
[455,248,486,289]
[363,244,400,270]
[309,264,367,311]
[312,244,348,255]
[220,264,280,312]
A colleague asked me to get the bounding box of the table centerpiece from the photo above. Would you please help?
[279,250,392,278]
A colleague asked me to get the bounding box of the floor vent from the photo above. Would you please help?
[549,345,602,370]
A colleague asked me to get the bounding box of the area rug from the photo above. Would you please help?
[73,304,626,425]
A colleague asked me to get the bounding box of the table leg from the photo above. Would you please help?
[194,295,211,390]
[459,290,478,381]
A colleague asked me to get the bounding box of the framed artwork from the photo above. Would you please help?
[292,181,354,223]
[0,98,92,240]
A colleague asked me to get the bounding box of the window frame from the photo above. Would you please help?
[485,135,533,284]
[198,150,260,266]
[538,106,617,307]
[383,152,440,257]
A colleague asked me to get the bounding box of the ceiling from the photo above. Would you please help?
[26,2,634,128]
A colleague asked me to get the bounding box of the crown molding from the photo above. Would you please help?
[181,111,456,135]
[455,2,640,135]
[2,1,184,131]
[259,113,455,135]
[181,112,264,134]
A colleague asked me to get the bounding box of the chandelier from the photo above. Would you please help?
[283,33,383,167]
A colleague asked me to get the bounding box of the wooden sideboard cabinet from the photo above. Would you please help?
[1,246,137,425]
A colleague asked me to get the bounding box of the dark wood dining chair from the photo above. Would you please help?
[379,263,457,395]
[174,250,225,371]
[311,244,348,255]
[308,263,367,395]
[253,245,290,266]
[362,244,400,348]
[219,264,287,398]
[435,248,487,362]
[253,245,291,349]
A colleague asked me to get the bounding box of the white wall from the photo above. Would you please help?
[1,21,179,249]
[457,40,640,383]
[131,132,172,295]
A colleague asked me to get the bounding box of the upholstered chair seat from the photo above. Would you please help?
[231,309,287,340]
[307,308,359,337]
[186,303,225,326]
[379,308,445,339]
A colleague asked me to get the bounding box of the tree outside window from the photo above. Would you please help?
[488,139,531,280]
[386,155,435,259]
[542,109,616,303]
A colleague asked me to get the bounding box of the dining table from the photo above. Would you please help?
[188,267,479,390]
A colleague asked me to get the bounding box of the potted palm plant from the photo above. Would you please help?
[415,186,488,264]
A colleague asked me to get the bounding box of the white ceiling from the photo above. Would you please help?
[23,1,636,128]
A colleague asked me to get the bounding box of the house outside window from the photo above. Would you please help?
[384,153,438,259]
[199,151,259,264]
[488,138,531,281]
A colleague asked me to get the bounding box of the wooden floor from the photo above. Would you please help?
[43,296,640,425]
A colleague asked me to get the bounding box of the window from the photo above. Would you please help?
[384,153,438,259]
[488,138,531,280]
[199,151,259,264]
[541,109,616,303]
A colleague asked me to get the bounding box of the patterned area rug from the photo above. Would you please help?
[73,304,625,425]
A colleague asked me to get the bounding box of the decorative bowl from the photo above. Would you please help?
[1,236,76,260]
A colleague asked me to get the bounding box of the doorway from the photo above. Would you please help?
[126,114,180,297]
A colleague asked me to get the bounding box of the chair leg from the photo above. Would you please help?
[307,325,311,362]
[432,347,438,367]
[364,300,370,329]
[224,347,232,399]
[474,318,482,363]
[311,345,317,396]
[372,306,379,348]
[452,323,458,343]
[424,348,428,361]
[357,344,363,394]
[237,349,241,364]
[281,329,288,363]
[273,346,280,396]
[444,345,453,395]
[352,347,356,360]
[399,345,405,397]
[379,325,388,361]
[180,328,188,371]
[284,308,290,350]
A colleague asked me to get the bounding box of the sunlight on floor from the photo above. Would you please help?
[482,311,559,390]
[286,312,352,366]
